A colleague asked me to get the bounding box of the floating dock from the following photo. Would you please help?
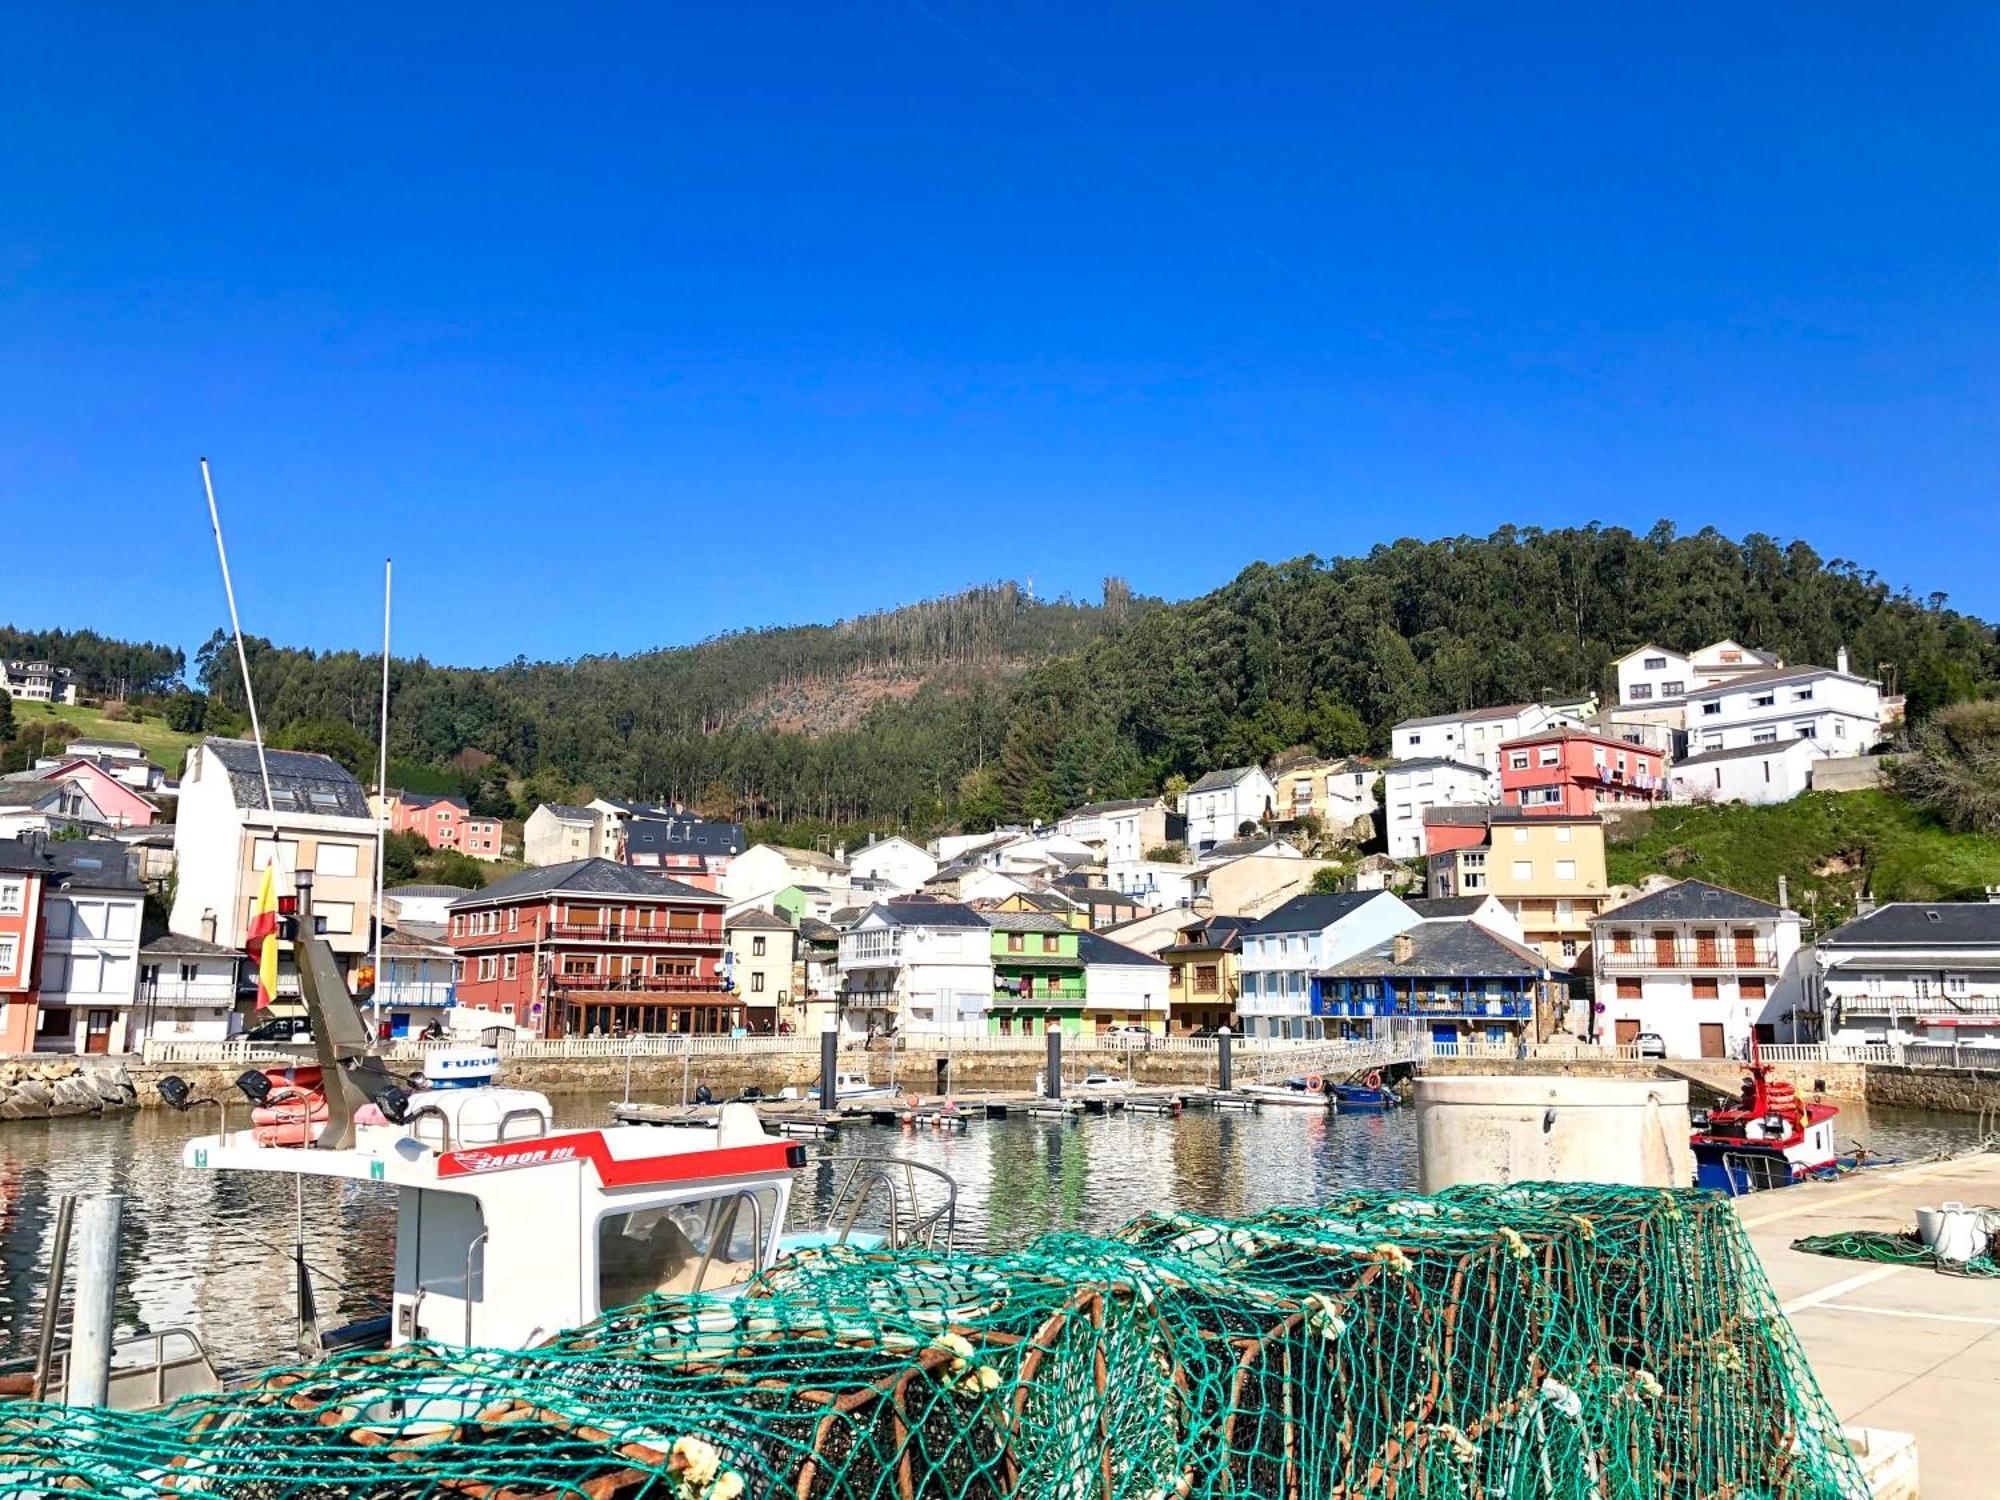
[1737,1148,2000,1499]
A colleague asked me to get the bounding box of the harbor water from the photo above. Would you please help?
[0,1090,1978,1376]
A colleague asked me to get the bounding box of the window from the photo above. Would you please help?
[751,972,765,993]
[503,954,518,980]
[1751,693,1775,708]
[1791,686,1815,702]
[1509,752,1529,770]
[478,955,497,981]
[1555,900,1574,920]
[1512,828,1529,843]
[508,908,519,932]
[0,936,15,974]
[1007,933,1024,952]
[1692,978,1720,1000]
[1512,860,1533,881]
[1865,974,1885,997]
[1612,930,1633,953]
[1462,871,1485,890]
[1241,973,1260,998]
[180,962,199,984]
[1616,979,1641,1000]
[1556,825,1573,842]
[1702,733,1723,751]
[315,842,359,877]
[251,837,301,872]
[1629,684,1653,700]
[1912,976,1934,1002]
[1561,938,1578,959]
[313,902,355,935]
[1946,974,1970,998]
[751,935,766,957]
[1661,680,1685,696]
[1792,721,1817,739]
[1835,720,1848,739]
[562,955,599,976]
[597,1190,775,1305]
[0,880,22,916]
[1591,746,1607,767]
[1555,860,1576,880]
[1739,977,1767,999]
[1643,656,1667,671]
[1752,729,1779,744]
[669,911,699,932]
[1538,747,1560,766]
[1408,733,1422,746]
[1043,935,1059,953]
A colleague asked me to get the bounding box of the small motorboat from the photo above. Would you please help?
[1690,1047,1839,1195]
[1240,1075,1332,1109]
[806,1071,898,1103]
[1077,1072,1135,1090]
[1328,1074,1398,1113]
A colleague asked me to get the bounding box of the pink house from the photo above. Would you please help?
[30,759,158,828]
[390,793,471,850]
[1498,730,1665,816]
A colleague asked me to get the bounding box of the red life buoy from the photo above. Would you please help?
[1306,1075,1324,1092]
[1365,1070,1383,1090]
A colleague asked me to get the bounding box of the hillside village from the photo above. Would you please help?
[1,633,1996,1064]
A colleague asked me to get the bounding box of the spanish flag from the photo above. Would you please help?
[246,863,280,1010]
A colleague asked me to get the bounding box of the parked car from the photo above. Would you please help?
[1101,1026,1152,1042]
[244,1016,313,1044]
[1633,1032,1668,1059]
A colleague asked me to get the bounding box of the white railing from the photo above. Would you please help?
[139,1039,301,1065]
[1755,1043,1897,1065]
[1898,1043,2000,1072]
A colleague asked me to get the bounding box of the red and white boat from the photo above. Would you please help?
[1690,1046,1839,1195]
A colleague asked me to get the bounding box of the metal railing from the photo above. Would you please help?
[1594,943,1778,971]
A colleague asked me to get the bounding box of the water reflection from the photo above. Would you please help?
[0,1093,1976,1377]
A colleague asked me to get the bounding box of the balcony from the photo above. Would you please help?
[840,990,899,1011]
[1594,941,1776,972]
[1312,994,1535,1021]
[1839,991,2000,1018]
[549,974,724,996]
[378,981,456,1010]
[545,921,720,945]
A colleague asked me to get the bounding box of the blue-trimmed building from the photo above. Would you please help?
[1314,920,1569,1045]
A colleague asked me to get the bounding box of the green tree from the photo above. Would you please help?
[382,830,428,885]
[271,718,375,777]
[427,850,490,890]
[163,691,207,733]
[0,693,13,742]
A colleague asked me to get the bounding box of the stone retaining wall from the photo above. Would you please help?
[1864,1063,2000,1117]
[1420,1055,1871,1101]
[0,1058,139,1120]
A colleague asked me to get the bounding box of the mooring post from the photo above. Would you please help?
[1045,1026,1062,1100]
[30,1194,76,1401]
[65,1194,123,1407]
[821,1029,839,1110]
[1217,1027,1233,1092]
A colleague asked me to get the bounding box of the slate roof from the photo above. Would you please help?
[1187,767,1263,794]
[140,931,240,959]
[1203,835,1289,861]
[1465,703,1541,722]
[387,883,474,899]
[726,907,795,931]
[1383,757,1492,775]
[381,927,456,955]
[0,837,140,891]
[1066,797,1160,817]
[451,857,722,908]
[1063,886,1141,908]
[1393,709,1470,731]
[398,791,470,811]
[203,738,371,818]
[1245,891,1391,935]
[68,739,146,757]
[1320,920,1558,980]
[866,899,989,930]
[1160,915,1253,957]
[1077,929,1167,968]
[1683,664,1869,697]
[1821,902,2000,948]
[1404,896,1493,919]
[760,843,847,871]
[1672,739,1815,769]
[540,803,596,822]
[1422,805,1495,827]
[625,815,745,859]
[1595,880,1779,924]
[797,916,842,944]
[986,911,1074,934]
[0,783,68,809]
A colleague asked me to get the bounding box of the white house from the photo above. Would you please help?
[169,739,380,1006]
[1391,705,1572,772]
[723,842,851,903]
[932,829,1026,862]
[1380,759,1496,859]
[1181,767,1275,855]
[1105,856,1197,909]
[1404,893,1526,945]
[1613,641,1781,713]
[1589,880,1808,1057]
[32,840,145,1053]
[1669,739,1818,806]
[523,804,599,866]
[836,901,992,1037]
[1682,655,1884,760]
[0,660,78,705]
[1078,929,1170,1034]
[846,835,937,894]
[0,780,110,839]
[1236,890,1421,1039]
[381,883,473,931]
[1817,897,2000,1049]
[135,932,243,1045]
[1057,798,1176,866]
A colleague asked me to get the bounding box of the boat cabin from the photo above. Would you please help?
[183,1052,804,1350]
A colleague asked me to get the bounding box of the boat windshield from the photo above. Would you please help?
[596,1187,776,1307]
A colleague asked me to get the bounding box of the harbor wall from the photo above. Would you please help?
[1863,1063,2000,1116]
[0,1057,139,1119]
[1419,1054,1871,1101]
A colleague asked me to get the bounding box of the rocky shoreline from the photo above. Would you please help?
[0,1059,139,1120]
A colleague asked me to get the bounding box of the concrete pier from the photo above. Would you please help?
[1738,1150,2000,1499]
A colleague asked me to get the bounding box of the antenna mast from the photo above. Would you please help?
[199,459,276,819]
[372,559,392,1034]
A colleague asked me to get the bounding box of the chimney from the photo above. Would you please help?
[834,845,846,864]
[1777,875,1790,912]
[1836,645,1850,675]
[1987,886,2000,905]
[1392,932,1415,964]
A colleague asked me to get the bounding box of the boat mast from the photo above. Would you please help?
[199,458,277,815]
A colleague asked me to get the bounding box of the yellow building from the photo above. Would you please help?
[1271,757,1378,832]
[987,889,1090,930]
[1425,810,1608,969]
[1159,915,1253,1033]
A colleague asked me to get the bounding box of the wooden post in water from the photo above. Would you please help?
[1045,1026,1062,1100]
[1218,1027,1233,1092]
[30,1195,75,1401]
[821,1029,839,1110]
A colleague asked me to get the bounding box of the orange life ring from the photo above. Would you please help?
[1365,1070,1383,1090]
[1306,1075,1324,1092]
[906,1093,922,1110]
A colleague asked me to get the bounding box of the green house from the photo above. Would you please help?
[988,912,1087,1036]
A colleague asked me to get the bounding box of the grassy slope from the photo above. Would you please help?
[12,700,202,771]
[1605,790,2000,930]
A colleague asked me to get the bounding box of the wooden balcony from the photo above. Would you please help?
[1595,942,1776,972]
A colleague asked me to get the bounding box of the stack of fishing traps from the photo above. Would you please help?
[0,1183,1864,1499]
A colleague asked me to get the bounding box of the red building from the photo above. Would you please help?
[447,858,735,1037]
[389,792,506,862]
[0,852,46,1053]
[1498,729,1665,816]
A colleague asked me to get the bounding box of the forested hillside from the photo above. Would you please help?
[0,626,183,697]
[9,525,1997,835]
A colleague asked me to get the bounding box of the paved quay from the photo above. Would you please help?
[1736,1150,2000,1499]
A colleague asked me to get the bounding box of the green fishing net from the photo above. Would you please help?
[0,1184,1864,1498]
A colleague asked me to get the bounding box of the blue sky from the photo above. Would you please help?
[4,5,1995,667]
